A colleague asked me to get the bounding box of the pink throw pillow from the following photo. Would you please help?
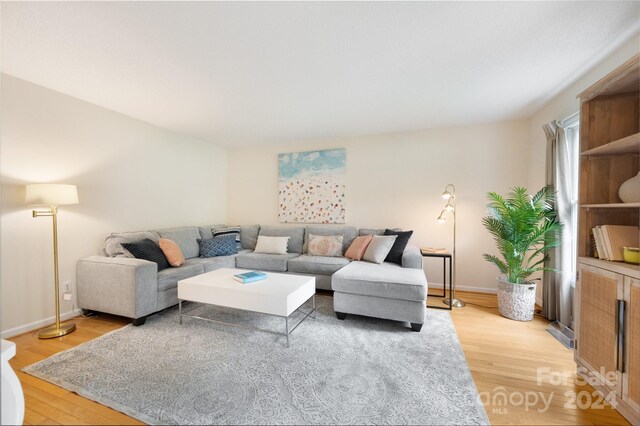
[158,238,185,267]
[345,234,373,261]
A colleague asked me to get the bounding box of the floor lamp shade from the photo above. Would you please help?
[25,183,78,339]
[25,184,78,206]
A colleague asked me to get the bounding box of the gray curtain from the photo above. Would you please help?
[542,120,577,327]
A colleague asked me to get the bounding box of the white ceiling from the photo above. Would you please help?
[2,1,639,147]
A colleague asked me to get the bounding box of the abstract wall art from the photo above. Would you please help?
[278,149,346,223]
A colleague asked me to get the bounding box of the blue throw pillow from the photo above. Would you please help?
[199,234,239,257]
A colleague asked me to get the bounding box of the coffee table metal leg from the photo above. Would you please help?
[179,300,182,325]
[285,317,290,348]
[312,294,316,319]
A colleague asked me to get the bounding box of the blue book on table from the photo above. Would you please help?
[233,271,267,283]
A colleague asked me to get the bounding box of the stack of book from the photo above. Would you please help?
[591,225,639,261]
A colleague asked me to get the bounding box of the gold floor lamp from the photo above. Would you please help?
[26,183,79,339]
[437,184,465,308]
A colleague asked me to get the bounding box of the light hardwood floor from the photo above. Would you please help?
[8,291,629,425]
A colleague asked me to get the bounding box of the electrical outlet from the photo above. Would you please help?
[63,293,72,301]
[63,281,72,293]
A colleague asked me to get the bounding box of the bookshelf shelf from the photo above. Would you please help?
[581,132,640,156]
[578,256,640,278]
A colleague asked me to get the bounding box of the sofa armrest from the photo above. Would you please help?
[401,245,423,269]
[77,256,158,320]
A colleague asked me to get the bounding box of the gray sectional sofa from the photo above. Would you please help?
[77,224,428,330]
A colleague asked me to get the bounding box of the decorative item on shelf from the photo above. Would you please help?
[482,186,561,321]
[436,184,464,308]
[623,247,640,265]
[25,183,79,339]
[618,171,640,203]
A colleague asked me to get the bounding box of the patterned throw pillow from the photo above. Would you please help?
[308,234,344,257]
[158,238,185,267]
[121,239,171,271]
[199,234,239,257]
[213,227,241,251]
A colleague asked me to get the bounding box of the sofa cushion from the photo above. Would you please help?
[184,254,239,272]
[303,226,357,254]
[104,231,160,257]
[288,255,350,275]
[332,261,427,302]
[121,239,170,271]
[235,252,301,272]
[157,263,204,292]
[198,224,227,241]
[384,229,414,265]
[240,225,260,250]
[199,234,238,257]
[259,226,304,253]
[157,227,201,259]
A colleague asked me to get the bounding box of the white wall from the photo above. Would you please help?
[0,74,228,335]
[228,120,530,292]
[526,34,640,304]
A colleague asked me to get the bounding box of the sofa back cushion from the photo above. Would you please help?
[303,225,356,254]
[104,231,160,257]
[198,224,227,241]
[157,227,201,259]
[258,226,304,253]
[240,225,260,250]
[358,228,386,237]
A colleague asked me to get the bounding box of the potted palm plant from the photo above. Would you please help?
[482,186,562,321]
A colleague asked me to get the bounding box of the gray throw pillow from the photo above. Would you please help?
[362,235,398,264]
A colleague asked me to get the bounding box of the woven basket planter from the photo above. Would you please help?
[496,277,537,321]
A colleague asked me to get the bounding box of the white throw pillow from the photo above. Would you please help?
[254,235,290,255]
[362,235,398,264]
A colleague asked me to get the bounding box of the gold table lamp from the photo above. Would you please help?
[25,184,79,338]
[437,184,465,308]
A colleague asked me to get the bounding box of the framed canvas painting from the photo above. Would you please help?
[278,149,346,223]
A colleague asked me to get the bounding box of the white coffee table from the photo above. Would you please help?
[177,268,316,347]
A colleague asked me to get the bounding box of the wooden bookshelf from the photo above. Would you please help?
[575,54,640,426]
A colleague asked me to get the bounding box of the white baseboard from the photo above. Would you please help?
[1,309,82,339]
[454,285,497,294]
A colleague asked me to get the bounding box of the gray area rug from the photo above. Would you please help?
[23,295,489,425]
